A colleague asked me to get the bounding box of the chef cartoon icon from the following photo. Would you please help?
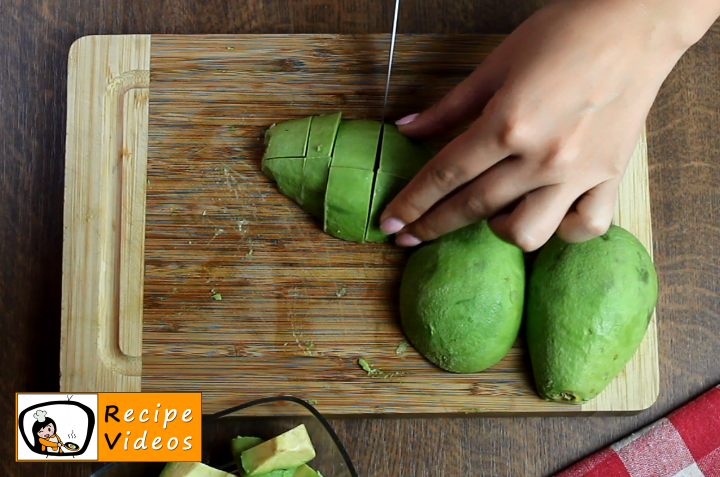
[32,410,67,454]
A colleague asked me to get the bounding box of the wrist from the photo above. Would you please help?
[633,0,720,52]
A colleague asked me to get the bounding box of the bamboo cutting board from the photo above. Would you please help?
[60,34,658,415]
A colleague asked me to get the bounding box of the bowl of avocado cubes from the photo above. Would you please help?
[89,396,357,477]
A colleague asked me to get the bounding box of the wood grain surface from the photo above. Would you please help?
[2,1,719,476]
[140,34,656,415]
[60,34,150,394]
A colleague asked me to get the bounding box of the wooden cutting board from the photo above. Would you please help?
[60,34,658,415]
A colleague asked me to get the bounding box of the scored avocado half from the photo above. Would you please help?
[262,112,433,243]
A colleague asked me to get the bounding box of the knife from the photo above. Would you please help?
[380,0,401,124]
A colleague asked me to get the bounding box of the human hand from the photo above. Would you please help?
[380,0,717,251]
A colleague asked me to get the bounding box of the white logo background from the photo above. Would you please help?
[17,393,98,461]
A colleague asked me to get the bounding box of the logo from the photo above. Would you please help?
[16,393,98,461]
[16,392,202,463]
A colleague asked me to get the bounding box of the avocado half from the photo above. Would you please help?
[261,112,433,243]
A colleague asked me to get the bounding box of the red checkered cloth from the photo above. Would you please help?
[556,384,720,477]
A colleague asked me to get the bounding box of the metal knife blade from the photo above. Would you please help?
[380,0,401,124]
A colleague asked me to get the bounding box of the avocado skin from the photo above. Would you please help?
[527,225,658,404]
[400,221,525,373]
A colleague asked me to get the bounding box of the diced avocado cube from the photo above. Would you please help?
[292,465,323,477]
[324,167,374,243]
[232,436,265,462]
[232,436,265,454]
[300,156,332,219]
[240,425,316,477]
[379,124,433,179]
[365,173,409,242]
[331,120,381,170]
[262,158,305,205]
[158,462,234,477]
[263,117,313,162]
[307,112,342,157]
[252,469,296,477]
[231,436,297,477]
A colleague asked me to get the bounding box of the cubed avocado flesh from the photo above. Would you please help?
[365,173,409,242]
[158,462,234,477]
[306,112,342,157]
[232,436,265,459]
[260,113,433,243]
[232,436,297,477]
[300,156,332,219]
[324,168,374,243]
[229,435,322,477]
[331,120,382,170]
[263,117,312,163]
[262,158,305,205]
[379,124,434,180]
[240,424,316,477]
[292,465,323,477]
[252,469,296,477]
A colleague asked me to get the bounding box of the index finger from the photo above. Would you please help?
[379,116,510,233]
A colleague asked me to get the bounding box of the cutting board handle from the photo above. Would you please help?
[96,69,151,377]
[61,35,152,391]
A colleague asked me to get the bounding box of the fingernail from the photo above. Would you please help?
[380,217,405,235]
[396,233,422,247]
[395,113,419,126]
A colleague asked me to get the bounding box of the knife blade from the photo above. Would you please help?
[380,0,401,124]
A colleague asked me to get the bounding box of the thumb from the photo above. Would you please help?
[397,58,506,138]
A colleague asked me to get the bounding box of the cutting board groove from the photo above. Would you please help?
[61,34,658,415]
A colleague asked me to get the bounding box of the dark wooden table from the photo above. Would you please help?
[2,1,719,475]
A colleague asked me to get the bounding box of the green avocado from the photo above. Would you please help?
[260,114,432,243]
[526,225,658,403]
[231,436,299,477]
[262,117,312,162]
[306,112,341,157]
[158,462,233,477]
[378,124,433,180]
[365,172,408,242]
[300,156,332,219]
[323,167,374,243]
[292,465,323,477]
[240,425,316,477]
[330,119,381,170]
[232,436,265,460]
[399,221,525,373]
[262,158,305,205]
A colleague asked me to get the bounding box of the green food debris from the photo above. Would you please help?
[305,399,318,405]
[395,340,410,355]
[210,289,223,301]
[246,248,254,258]
[336,287,347,297]
[357,358,405,379]
[358,358,373,373]
[227,46,235,50]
